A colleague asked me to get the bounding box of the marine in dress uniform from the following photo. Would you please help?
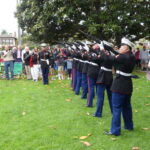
[86,50,100,107]
[39,44,51,85]
[105,38,136,136]
[74,51,82,95]
[80,41,92,99]
[71,51,76,90]
[81,51,89,99]
[72,51,79,91]
[94,46,114,117]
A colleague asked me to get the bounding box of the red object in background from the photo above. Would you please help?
[0,58,4,62]
[135,50,140,60]
[143,45,146,49]
[29,56,33,67]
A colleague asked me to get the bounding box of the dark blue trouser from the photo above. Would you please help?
[87,76,97,107]
[110,92,133,135]
[4,61,14,79]
[94,84,112,117]
[72,69,77,91]
[41,67,49,85]
[75,71,82,95]
[81,73,88,99]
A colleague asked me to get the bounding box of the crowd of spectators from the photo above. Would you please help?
[0,45,73,81]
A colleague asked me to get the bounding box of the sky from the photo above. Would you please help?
[0,0,18,35]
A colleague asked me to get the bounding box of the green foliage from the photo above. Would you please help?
[21,33,39,48]
[16,0,150,44]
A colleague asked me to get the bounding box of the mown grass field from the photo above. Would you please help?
[0,71,149,150]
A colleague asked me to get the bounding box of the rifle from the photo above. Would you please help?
[79,30,119,55]
[79,30,101,44]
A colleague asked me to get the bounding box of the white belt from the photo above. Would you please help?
[74,58,79,61]
[89,62,98,66]
[79,60,84,63]
[84,61,89,63]
[116,70,132,77]
[41,59,47,62]
[41,59,49,65]
[101,66,112,72]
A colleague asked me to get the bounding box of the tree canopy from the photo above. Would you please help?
[16,0,150,44]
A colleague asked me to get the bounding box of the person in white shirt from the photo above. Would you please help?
[140,46,149,71]
[2,45,14,80]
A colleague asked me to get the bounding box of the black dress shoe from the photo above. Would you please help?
[86,106,93,108]
[104,131,113,135]
[104,131,119,136]
[93,114,101,118]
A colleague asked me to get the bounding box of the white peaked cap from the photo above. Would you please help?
[81,42,89,51]
[97,42,104,50]
[68,47,72,51]
[85,40,92,45]
[40,43,47,47]
[84,45,89,51]
[121,38,135,48]
[103,40,114,47]
[72,45,76,50]
[79,45,83,50]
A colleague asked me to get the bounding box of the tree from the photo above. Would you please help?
[1,29,8,35]
[16,0,150,45]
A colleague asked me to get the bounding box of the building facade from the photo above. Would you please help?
[0,34,17,46]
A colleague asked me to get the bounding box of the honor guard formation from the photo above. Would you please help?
[59,37,136,136]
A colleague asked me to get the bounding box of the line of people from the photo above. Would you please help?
[70,38,136,136]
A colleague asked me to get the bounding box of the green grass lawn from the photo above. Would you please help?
[0,71,149,150]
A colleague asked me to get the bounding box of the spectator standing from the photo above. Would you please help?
[140,46,149,71]
[13,45,22,62]
[23,47,32,80]
[30,48,40,82]
[56,54,65,80]
[135,48,141,67]
[39,44,51,85]
[66,57,72,79]
[2,45,14,80]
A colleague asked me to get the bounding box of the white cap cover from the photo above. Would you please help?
[40,43,47,47]
[103,40,114,48]
[121,38,134,48]
[85,41,92,45]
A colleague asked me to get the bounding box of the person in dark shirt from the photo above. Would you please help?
[105,38,136,136]
[39,44,51,85]
[56,54,66,80]
[94,48,113,118]
[23,47,32,80]
[86,52,100,107]
[81,51,89,99]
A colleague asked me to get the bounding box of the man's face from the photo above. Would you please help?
[92,44,100,50]
[25,48,29,52]
[18,46,21,50]
[119,45,130,54]
[5,46,9,51]
[42,47,47,51]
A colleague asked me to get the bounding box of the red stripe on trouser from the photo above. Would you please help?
[87,76,91,105]
[71,69,74,88]
[72,69,75,88]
